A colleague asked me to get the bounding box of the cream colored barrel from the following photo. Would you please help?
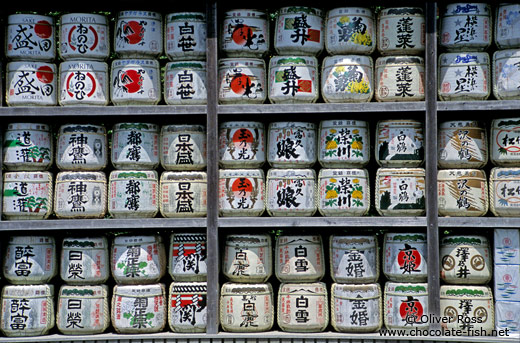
[438,120,488,169]
[114,11,162,58]
[325,7,375,55]
[222,234,272,283]
[166,12,206,61]
[3,123,53,171]
[111,123,160,170]
[375,168,426,216]
[218,58,266,104]
[267,121,316,168]
[490,117,520,166]
[495,264,520,302]
[59,60,109,106]
[437,169,488,217]
[169,233,207,282]
[376,119,424,167]
[221,10,269,57]
[383,233,428,283]
[490,167,520,217]
[60,236,109,285]
[276,235,324,282]
[219,121,266,168]
[56,124,107,171]
[266,169,317,217]
[378,7,425,56]
[59,13,109,61]
[6,14,55,61]
[6,61,57,106]
[493,49,520,100]
[160,124,207,171]
[274,7,324,56]
[159,171,207,218]
[169,282,207,332]
[164,62,207,105]
[375,56,425,102]
[268,56,319,103]
[108,170,159,218]
[495,4,520,49]
[318,169,369,217]
[110,58,160,105]
[330,235,379,284]
[384,282,429,330]
[219,169,265,217]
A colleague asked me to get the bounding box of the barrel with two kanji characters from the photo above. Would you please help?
[489,167,520,216]
[60,236,109,285]
[223,234,272,283]
[378,7,425,56]
[56,124,108,171]
[221,10,269,58]
[111,122,159,170]
[276,234,324,282]
[166,12,206,61]
[440,3,491,51]
[438,120,487,169]
[164,62,207,105]
[6,61,57,106]
[330,235,379,284]
[437,169,488,216]
[325,7,375,55]
[490,118,520,167]
[376,119,424,168]
[108,170,159,218]
[219,169,265,216]
[374,56,424,102]
[218,58,266,104]
[160,124,207,171]
[268,56,319,103]
[6,14,55,61]
[159,171,207,218]
[3,123,53,171]
[267,121,317,168]
[375,168,426,216]
[384,282,429,330]
[383,232,428,282]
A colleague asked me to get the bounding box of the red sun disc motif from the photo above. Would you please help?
[34,20,52,39]
[232,25,253,45]
[399,300,424,320]
[121,70,142,93]
[232,129,254,144]
[231,178,253,193]
[397,248,421,269]
[230,74,251,95]
[36,66,54,83]
[124,21,144,45]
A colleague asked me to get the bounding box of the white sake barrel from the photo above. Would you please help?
[161,124,207,171]
[220,282,274,332]
[169,282,207,332]
[268,56,319,103]
[0,284,54,337]
[318,168,369,217]
[493,49,520,100]
[495,228,520,265]
[222,234,272,283]
[383,233,428,282]
[108,170,159,218]
[169,233,207,281]
[267,121,316,167]
[325,7,375,55]
[59,13,109,60]
[111,122,159,169]
[111,58,160,105]
[440,235,492,285]
[384,282,429,330]
[438,120,488,169]
[278,282,329,332]
[276,235,324,282]
[496,3,520,49]
[331,283,382,332]
[221,10,269,57]
[2,171,53,220]
[59,60,109,106]
[375,168,426,216]
[56,285,109,335]
[440,3,491,51]
[114,11,162,58]
[56,124,107,171]
[159,171,207,218]
[496,300,520,337]
[378,7,425,56]
[54,171,107,219]
[490,167,520,217]
[376,119,424,167]
[166,12,206,61]
[60,236,109,285]
[266,168,317,217]
[6,14,55,61]
[440,285,494,335]
[490,118,520,166]
[6,61,57,106]
[112,284,166,334]
[3,123,53,171]
[218,58,266,104]
[321,55,374,103]
[375,56,425,102]
[438,169,488,216]
[274,7,324,56]
[164,61,207,105]
[111,235,166,285]
[219,121,266,168]
[438,52,490,101]
[495,264,520,301]
[219,169,265,217]
[330,235,379,284]
[319,120,370,168]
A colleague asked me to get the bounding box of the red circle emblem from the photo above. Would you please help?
[232,25,253,45]
[124,21,144,44]
[36,66,54,83]
[34,20,52,38]
[231,178,253,193]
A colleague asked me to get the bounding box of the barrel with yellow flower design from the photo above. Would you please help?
[321,56,373,103]
[319,120,369,168]
[325,7,375,55]
[318,169,369,216]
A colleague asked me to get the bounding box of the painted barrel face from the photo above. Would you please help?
[438,120,487,169]
[6,14,55,61]
[274,7,324,56]
[60,13,109,60]
[489,168,520,217]
[6,61,57,106]
[166,12,206,61]
[330,235,379,284]
[169,233,207,282]
[59,60,109,106]
[319,120,370,168]
[220,283,274,332]
[375,168,426,216]
[114,11,162,58]
[219,121,265,168]
[267,122,316,167]
[378,7,425,56]
[276,235,324,282]
[495,300,520,337]
[440,3,491,51]
[161,125,207,171]
[325,7,375,55]
[222,234,272,283]
[110,59,160,105]
[169,282,207,332]
[318,169,369,217]
[60,237,109,285]
[111,123,159,170]
[493,50,520,100]
[108,170,159,218]
[383,233,428,283]
[3,123,53,171]
[384,282,429,330]
[495,4,520,49]
[494,229,520,265]
[221,10,269,57]
[218,58,266,104]
[375,56,425,102]
[495,264,520,302]
[266,169,317,217]
[219,169,265,217]
[490,118,520,166]
[159,172,207,218]
[376,119,424,167]
[437,169,488,217]
[164,61,207,105]
[56,124,107,171]
[268,56,319,103]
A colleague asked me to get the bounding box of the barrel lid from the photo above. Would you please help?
[56,171,107,182]
[110,170,158,180]
[113,122,159,132]
[6,122,50,131]
[9,235,55,245]
[439,52,489,65]
[385,282,428,295]
[491,167,520,179]
[439,120,483,129]
[267,168,316,179]
[320,119,368,128]
[330,235,377,249]
[332,283,381,300]
[62,236,108,249]
[380,7,424,16]
[2,284,54,298]
[319,168,368,179]
[160,171,207,181]
[279,6,323,16]
[376,168,426,177]
[59,123,106,134]
[377,119,423,127]
[166,61,206,70]
[437,169,487,180]
[161,124,205,133]
[440,235,489,246]
[114,283,165,297]
[8,61,56,71]
[114,234,162,245]
[171,232,207,243]
[220,169,264,178]
[169,282,207,294]
[444,3,490,16]
[220,121,264,129]
[60,13,107,25]
[225,234,271,246]
[117,10,161,19]
[8,13,54,24]
[491,117,520,128]
[279,282,327,295]
[270,55,318,67]
[221,282,273,295]
[376,56,424,66]
[59,284,108,297]
[224,9,267,18]
[167,12,206,22]
[327,7,373,18]
[111,58,160,68]
[219,58,265,68]
[323,55,372,68]
[3,171,53,182]
[269,121,315,130]
[278,235,322,245]
[440,285,493,298]
[385,232,427,243]
[60,60,108,72]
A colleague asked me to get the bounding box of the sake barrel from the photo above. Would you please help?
[159,171,207,218]
[169,233,207,281]
[221,10,269,57]
[274,6,324,56]
[268,56,319,103]
[266,169,317,217]
[219,169,265,217]
[164,61,207,105]
[378,7,425,56]
[6,61,57,106]
[376,119,424,167]
[321,55,374,103]
[375,168,426,216]
[437,169,488,217]
[383,233,428,282]
[0,284,54,337]
[494,228,520,265]
[375,56,425,102]
[169,282,207,332]
[219,121,266,168]
[56,285,109,335]
[276,235,324,282]
[111,122,159,170]
[60,236,109,285]
[59,13,109,60]
[490,117,520,166]
[112,283,166,334]
[218,58,266,104]
[160,124,207,171]
[59,60,109,106]
[277,282,329,332]
[440,235,492,285]
[438,52,490,101]
[222,234,272,283]
[111,235,166,285]
[384,282,429,330]
[114,11,162,58]
[330,235,379,284]
[494,49,520,100]
[495,3,520,49]
[3,123,53,171]
[495,300,520,337]
[438,120,488,169]
[319,120,370,168]
[440,285,494,335]
[108,170,159,218]
[54,171,107,219]
[490,167,520,217]
[440,3,491,51]
[220,282,274,332]
[267,121,317,168]
[3,235,57,285]
[331,283,382,332]
[110,58,160,105]
[318,168,369,217]
[495,264,520,302]
[2,171,53,220]
[56,124,107,171]
[166,12,206,61]
[325,7,375,55]
[6,14,55,61]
